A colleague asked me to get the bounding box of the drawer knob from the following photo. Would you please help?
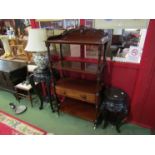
[63,91,66,95]
[80,95,87,100]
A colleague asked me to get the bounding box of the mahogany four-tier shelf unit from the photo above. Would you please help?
[46,27,110,127]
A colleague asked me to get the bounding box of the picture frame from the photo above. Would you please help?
[39,19,79,30]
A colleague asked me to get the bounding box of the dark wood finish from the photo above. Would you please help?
[151,129,155,135]
[0,59,27,73]
[47,26,109,45]
[46,26,110,126]
[56,78,100,104]
[97,87,129,133]
[60,98,96,121]
[53,61,99,75]
[63,56,100,64]
[0,60,27,92]
[29,69,55,112]
[14,86,34,107]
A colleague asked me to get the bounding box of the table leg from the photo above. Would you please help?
[28,91,33,107]
[45,77,54,112]
[29,74,44,110]
[14,88,20,103]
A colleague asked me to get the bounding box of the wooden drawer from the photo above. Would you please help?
[56,87,96,104]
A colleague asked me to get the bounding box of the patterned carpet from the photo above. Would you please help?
[0,110,47,135]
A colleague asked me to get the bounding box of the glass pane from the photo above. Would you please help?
[111,28,148,63]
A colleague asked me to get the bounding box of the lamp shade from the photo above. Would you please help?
[25,29,47,52]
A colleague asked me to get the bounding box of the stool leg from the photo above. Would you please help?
[103,120,109,129]
[14,90,20,103]
[45,78,54,112]
[28,91,33,107]
[94,113,104,129]
[102,110,109,129]
[52,82,60,115]
[29,74,44,110]
[116,124,121,133]
[115,114,126,133]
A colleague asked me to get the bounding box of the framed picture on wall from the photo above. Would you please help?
[64,19,79,29]
[85,19,94,28]
[39,20,64,29]
[38,19,80,30]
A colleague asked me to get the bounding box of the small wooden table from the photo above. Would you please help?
[29,68,59,112]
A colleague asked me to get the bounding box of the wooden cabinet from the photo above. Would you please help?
[0,60,27,92]
[46,26,110,126]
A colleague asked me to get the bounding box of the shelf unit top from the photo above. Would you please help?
[46,26,109,45]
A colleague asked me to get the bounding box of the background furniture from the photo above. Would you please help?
[46,27,110,127]
[0,36,32,62]
[9,38,31,62]
[14,81,35,107]
[0,35,14,60]
[98,87,129,132]
[0,40,4,56]
[0,60,27,93]
[29,68,57,111]
[14,64,38,107]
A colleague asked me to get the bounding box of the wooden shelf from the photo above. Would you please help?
[53,61,99,75]
[60,98,96,122]
[56,78,98,94]
[63,56,100,64]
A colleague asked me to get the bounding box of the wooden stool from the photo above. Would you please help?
[14,81,37,107]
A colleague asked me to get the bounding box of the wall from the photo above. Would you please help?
[105,61,140,100]
[131,20,155,129]
[94,19,149,29]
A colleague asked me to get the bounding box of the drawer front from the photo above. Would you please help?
[56,87,96,104]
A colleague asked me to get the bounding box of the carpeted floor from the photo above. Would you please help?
[0,110,47,135]
[0,90,150,135]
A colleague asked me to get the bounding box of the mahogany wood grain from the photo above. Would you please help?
[46,26,109,45]
[56,78,99,104]
[53,61,98,75]
[46,27,109,123]
[60,98,96,121]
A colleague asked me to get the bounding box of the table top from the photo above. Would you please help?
[0,59,27,73]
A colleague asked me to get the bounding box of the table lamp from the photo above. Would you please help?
[25,28,48,73]
[0,35,13,59]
